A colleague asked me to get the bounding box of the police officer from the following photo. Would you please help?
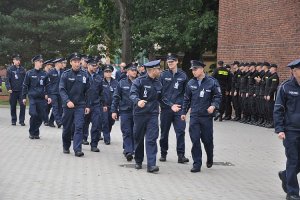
[102,65,118,145]
[158,53,189,163]
[252,62,264,126]
[43,59,55,126]
[181,60,221,173]
[274,59,300,200]
[46,58,65,128]
[212,61,230,121]
[22,55,51,139]
[130,60,162,173]
[245,62,258,124]
[111,63,138,161]
[137,64,147,76]
[59,53,90,157]
[84,58,103,152]
[231,61,242,121]
[224,64,233,120]
[264,63,279,128]
[240,63,251,123]
[5,54,26,126]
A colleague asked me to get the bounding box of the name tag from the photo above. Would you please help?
[206,90,211,92]
[144,85,151,89]
[177,78,183,81]
[68,78,75,81]
[40,79,44,85]
[190,86,197,89]
[200,89,204,97]
[289,91,299,95]
[165,78,172,81]
[122,86,130,89]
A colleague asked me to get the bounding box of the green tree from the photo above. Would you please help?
[0,0,90,67]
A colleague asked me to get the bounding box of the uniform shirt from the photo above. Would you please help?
[265,72,279,99]
[239,71,249,93]
[212,67,231,92]
[159,69,188,110]
[59,69,90,108]
[46,68,64,95]
[102,78,118,107]
[130,75,162,115]
[22,69,48,100]
[182,75,222,116]
[259,71,270,96]
[87,72,103,106]
[254,71,265,95]
[274,77,300,133]
[139,71,147,77]
[247,70,258,95]
[5,65,26,91]
[111,77,134,114]
[231,69,242,93]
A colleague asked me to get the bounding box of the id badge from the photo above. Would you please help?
[174,81,179,89]
[83,76,86,83]
[199,89,204,98]
[110,86,113,92]
[15,74,18,79]
[40,79,44,85]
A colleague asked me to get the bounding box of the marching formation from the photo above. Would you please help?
[5,53,222,173]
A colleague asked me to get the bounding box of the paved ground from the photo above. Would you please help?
[0,107,287,200]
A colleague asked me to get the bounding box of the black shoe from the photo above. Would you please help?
[82,140,89,145]
[104,141,110,145]
[63,148,70,154]
[12,122,16,126]
[224,116,231,120]
[57,123,62,128]
[34,136,40,139]
[147,166,159,173]
[126,153,133,161]
[49,123,55,128]
[91,147,100,152]
[219,116,223,122]
[159,155,166,162]
[135,163,142,169]
[99,136,103,140]
[44,122,49,126]
[20,122,25,126]
[178,155,189,163]
[75,151,84,157]
[206,160,213,168]
[29,135,34,139]
[278,171,287,194]
[265,123,274,128]
[214,112,221,121]
[190,167,201,173]
[286,195,300,200]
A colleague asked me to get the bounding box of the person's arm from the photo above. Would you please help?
[111,82,121,114]
[59,72,70,104]
[211,80,222,109]
[274,84,286,134]
[129,79,141,105]
[5,67,11,91]
[268,74,279,97]
[22,72,30,101]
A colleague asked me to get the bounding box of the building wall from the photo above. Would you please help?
[217,0,300,80]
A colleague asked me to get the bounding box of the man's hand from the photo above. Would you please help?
[8,90,12,94]
[278,132,285,140]
[225,91,229,96]
[85,108,90,115]
[207,106,215,114]
[181,115,186,121]
[266,95,270,101]
[234,91,237,96]
[22,99,26,105]
[45,95,48,100]
[47,98,52,104]
[67,101,74,108]
[103,106,108,112]
[138,100,147,108]
[246,93,249,98]
[171,104,181,112]
[112,113,118,120]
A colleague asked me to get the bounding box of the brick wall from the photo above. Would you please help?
[217,0,300,81]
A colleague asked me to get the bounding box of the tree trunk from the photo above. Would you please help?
[182,45,202,78]
[114,0,132,64]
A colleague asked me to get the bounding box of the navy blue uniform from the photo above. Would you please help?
[102,78,118,143]
[59,69,90,153]
[115,70,127,82]
[182,75,221,170]
[5,65,26,124]
[111,77,135,155]
[274,77,300,196]
[231,69,242,119]
[46,68,64,126]
[22,69,48,137]
[265,72,279,126]
[159,69,188,157]
[130,75,162,167]
[84,72,103,148]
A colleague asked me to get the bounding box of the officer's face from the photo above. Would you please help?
[192,67,204,78]
[13,59,21,66]
[104,70,112,78]
[167,60,178,70]
[55,62,63,69]
[62,61,67,69]
[70,59,81,71]
[292,68,300,80]
[81,59,87,68]
[88,64,98,73]
[34,60,43,69]
[138,66,145,73]
[153,67,161,78]
[127,69,137,78]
